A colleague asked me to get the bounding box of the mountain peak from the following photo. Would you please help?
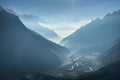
[104,9,120,18]
[0,6,4,11]
[61,9,120,56]
[0,6,16,15]
[0,7,69,74]
[0,6,9,14]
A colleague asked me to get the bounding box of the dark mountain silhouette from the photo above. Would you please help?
[77,39,120,80]
[0,7,69,75]
[78,60,120,80]
[99,39,120,65]
[1,60,120,80]
[61,9,120,55]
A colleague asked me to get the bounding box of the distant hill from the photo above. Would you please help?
[61,9,120,55]
[19,14,59,41]
[0,7,69,75]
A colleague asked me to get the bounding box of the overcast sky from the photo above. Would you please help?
[0,0,120,39]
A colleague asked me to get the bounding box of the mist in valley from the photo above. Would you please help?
[0,0,120,80]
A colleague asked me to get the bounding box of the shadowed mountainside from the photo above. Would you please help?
[0,7,69,75]
[77,60,120,80]
[99,39,120,65]
[61,9,120,55]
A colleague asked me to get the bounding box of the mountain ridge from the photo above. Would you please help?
[0,7,69,75]
[60,9,120,55]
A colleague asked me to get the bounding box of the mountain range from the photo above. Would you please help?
[19,14,59,41]
[61,9,120,56]
[0,6,69,75]
[77,60,120,80]
[0,6,120,80]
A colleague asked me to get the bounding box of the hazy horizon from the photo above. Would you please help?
[0,0,120,79]
[0,0,120,43]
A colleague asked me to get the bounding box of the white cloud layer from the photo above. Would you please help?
[22,18,92,43]
[53,19,92,38]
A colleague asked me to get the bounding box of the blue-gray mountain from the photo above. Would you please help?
[19,14,59,40]
[61,9,120,55]
[0,7,69,75]
[99,39,120,65]
[77,60,120,80]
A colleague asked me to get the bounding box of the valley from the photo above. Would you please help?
[0,1,120,79]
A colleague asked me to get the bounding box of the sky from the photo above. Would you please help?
[0,0,120,40]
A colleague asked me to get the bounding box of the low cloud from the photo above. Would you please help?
[63,19,92,29]
[53,19,92,38]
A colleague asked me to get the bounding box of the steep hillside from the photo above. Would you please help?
[61,10,120,55]
[19,14,59,40]
[0,7,69,75]
[78,60,120,80]
[99,39,120,65]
